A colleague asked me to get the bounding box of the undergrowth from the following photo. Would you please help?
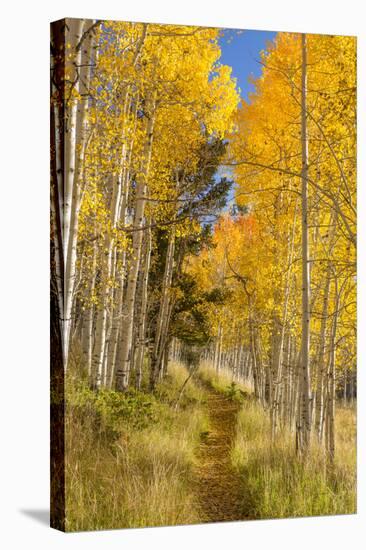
[65,355,356,529]
[65,361,207,531]
[231,399,356,519]
[198,360,253,402]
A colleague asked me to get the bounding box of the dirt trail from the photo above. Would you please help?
[194,384,250,523]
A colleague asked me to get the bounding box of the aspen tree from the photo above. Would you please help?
[115,94,157,391]
[51,18,101,369]
[297,33,312,453]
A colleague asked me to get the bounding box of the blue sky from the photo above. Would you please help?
[218,29,277,102]
[213,29,277,211]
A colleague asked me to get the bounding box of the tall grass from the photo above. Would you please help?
[64,355,356,529]
[65,362,208,532]
[231,399,356,519]
[198,360,253,399]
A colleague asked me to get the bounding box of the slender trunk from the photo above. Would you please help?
[249,315,261,401]
[217,324,224,373]
[314,265,331,442]
[298,33,311,454]
[343,367,347,406]
[82,241,97,377]
[150,230,175,389]
[115,95,156,391]
[90,171,123,388]
[51,19,100,370]
[326,278,340,462]
[135,227,152,390]
[107,116,138,388]
[63,20,86,368]
[214,323,221,373]
[271,201,298,437]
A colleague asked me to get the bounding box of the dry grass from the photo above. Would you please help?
[64,356,356,530]
[231,399,356,519]
[155,361,206,407]
[65,361,208,532]
[198,360,253,398]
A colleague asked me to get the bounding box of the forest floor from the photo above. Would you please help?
[65,361,356,530]
[194,382,251,522]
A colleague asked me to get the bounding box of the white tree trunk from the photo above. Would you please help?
[52,19,99,371]
[151,230,176,386]
[115,97,156,391]
[63,19,85,368]
[298,33,312,453]
[90,171,124,388]
[135,227,152,390]
[271,201,298,437]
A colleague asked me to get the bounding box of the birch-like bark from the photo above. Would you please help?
[214,323,221,373]
[106,255,126,388]
[314,264,331,442]
[326,312,337,463]
[150,230,176,389]
[63,19,86,368]
[325,276,341,462]
[135,227,152,390]
[115,95,157,391]
[271,201,298,438]
[100,29,148,388]
[106,99,140,387]
[298,33,312,454]
[66,21,98,359]
[249,316,261,401]
[90,172,123,388]
[51,19,100,370]
[81,237,97,377]
[217,325,224,373]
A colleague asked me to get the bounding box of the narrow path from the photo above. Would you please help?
[194,384,250,523]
